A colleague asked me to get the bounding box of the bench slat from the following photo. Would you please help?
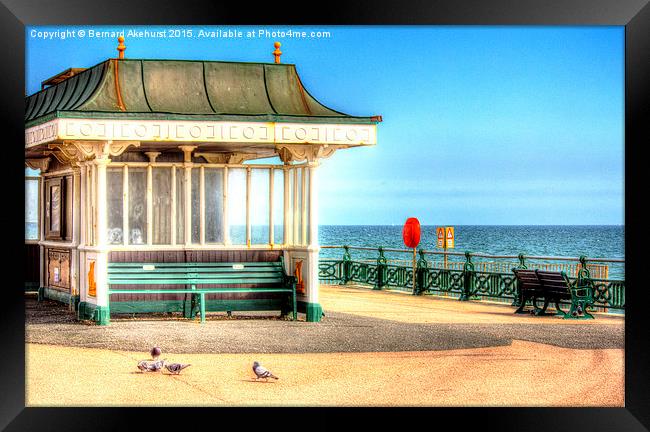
[107,272,283,279]
[109,288,292,294]
[108,262,282,268]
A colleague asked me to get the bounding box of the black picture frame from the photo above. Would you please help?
[2,0,647,430]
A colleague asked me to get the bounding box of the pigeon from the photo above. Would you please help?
[252,361,279,381]
[137,359,166,373]
[151,346,162,360]
[165,363,191,375]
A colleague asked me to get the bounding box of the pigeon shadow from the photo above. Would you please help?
[241,379,277,384]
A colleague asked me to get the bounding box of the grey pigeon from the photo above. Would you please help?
[165,363,191,375]
[252,361,279,381]
[151,346,162,360]
[137,359,166,373]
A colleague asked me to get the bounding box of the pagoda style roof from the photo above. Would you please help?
[25,59,379,128]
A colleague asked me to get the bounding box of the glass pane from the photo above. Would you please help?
[25,179,39,240]
[191,169,200,244]
[107,168,123,244]
[273,169,284,245]
[152,168,172,244]
[176,167,184,244]
[228,168,246,245]
[128,168,146,244]
[25,167,40,176]
[288,169,294,245]
[250,169,269,244]
[205,168,224,243]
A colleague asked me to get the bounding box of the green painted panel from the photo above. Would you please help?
[77,301,97,320]
[204,62,274,114]
[42,287,73,305]
[117,60,151,112]
[109,299,285,314]
[264,64,343,116]
[305,302,323,322]
[142,60,214,114]
[80,60,120,112]
[110,300,185,314]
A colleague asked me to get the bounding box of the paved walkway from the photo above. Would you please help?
[25,285,624,406]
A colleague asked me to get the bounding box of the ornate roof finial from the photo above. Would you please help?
[117,36,126,59]
[273,41,282,63]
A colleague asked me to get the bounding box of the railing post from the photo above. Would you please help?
[375,247,387,290]
[512,253,527,307]
[415,249,428,295]
[341,246,351,285]
[459,251,474,301]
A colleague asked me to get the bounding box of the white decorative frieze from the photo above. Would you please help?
[25,119,377,147]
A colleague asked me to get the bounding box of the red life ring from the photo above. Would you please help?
[402,218,421,249]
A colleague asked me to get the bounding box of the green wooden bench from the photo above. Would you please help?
[512,268,595,319]
[107,260,297,324]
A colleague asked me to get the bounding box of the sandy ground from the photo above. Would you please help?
[321,285,624,325]
[25,285,624,406]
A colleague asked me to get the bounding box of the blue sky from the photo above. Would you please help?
[26,25,624,225]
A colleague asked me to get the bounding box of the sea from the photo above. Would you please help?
[319,225,625,279]
[25,223,625,279]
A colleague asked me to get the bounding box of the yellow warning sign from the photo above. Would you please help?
[436,226,455,249]
[446,227,455,249]
[436,227,445,248]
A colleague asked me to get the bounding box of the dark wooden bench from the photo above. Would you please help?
[512,268,595,319]
[107,260,297,324]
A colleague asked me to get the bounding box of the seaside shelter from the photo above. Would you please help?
[24,40,381,323]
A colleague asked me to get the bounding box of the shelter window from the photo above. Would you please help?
[152,167,172,245]
[227,168,247,245]
[103,161,302,248]
[25,168,40,241]
[250,169,270,245]
[107,168,124,244]
[128,168,147,245]
[204,168,225,244]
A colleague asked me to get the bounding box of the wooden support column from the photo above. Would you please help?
[305,161,322,322]
[122,165,129,246]
[246,167,251,247]
[293,167,299,245]
[301,166,307,246]
[269,168,274,246]
[170,166,176,245]
[70,165,81,308]
[199,166,205,245]
[93,155,111,324]
[179,146,196,246]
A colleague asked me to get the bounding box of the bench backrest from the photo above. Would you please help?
[107,261,286,286]
[513,269,542,292]
[535,270,571,298]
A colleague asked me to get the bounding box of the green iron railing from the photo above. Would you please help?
[318,246,625,312]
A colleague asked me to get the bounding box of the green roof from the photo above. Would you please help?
[25,59,379,127]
